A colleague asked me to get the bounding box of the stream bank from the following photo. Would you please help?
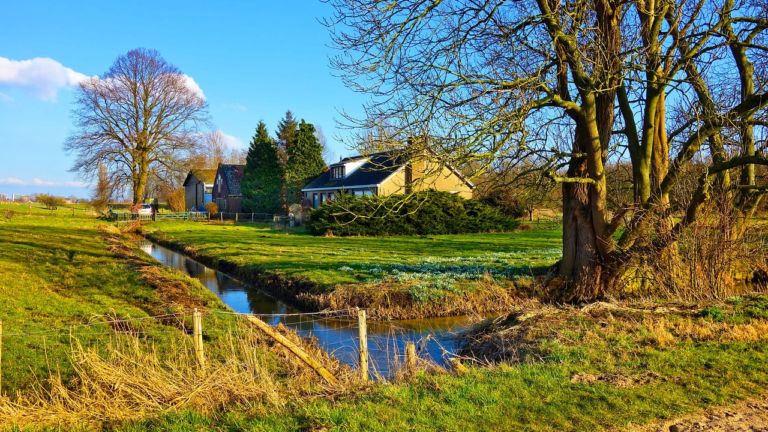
[139,238,478,372]
[142,228,524,321]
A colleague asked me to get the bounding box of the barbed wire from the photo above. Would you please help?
[1,312,187,337]
[0,308,362,338]
[0,306,455,375]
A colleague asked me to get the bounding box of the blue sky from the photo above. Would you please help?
[0,0,367,197]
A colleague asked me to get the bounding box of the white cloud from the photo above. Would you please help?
[0,57,91,101]
[219,131,245,149]
[182,74,205,100]
[0,57,205,102]
[0,177,24,185]
[0,177,89,188]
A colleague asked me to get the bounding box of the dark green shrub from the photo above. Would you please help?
[697,306,725,322]
[479,188,527,219]
[306,191,519,236]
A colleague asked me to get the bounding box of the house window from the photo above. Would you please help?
[331,166,345,179]
[328,192,335,201]
[313,193,319,208]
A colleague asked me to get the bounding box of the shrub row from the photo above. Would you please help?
[306,191,519,236]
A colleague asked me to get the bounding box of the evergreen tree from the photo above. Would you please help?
[285,120,326,205]
[275,110,298,165]
[241,121,284,213]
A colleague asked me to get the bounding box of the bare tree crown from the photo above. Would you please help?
[65,48,209,203]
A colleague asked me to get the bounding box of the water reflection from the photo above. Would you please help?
[139,240,473,374]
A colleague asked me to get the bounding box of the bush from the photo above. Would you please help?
[306,191,519,236]
[38,194,65,210]
[166,188,186,212]
[479,188,527,219]
[205,202,218,214]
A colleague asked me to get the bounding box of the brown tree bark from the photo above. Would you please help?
[556,0,621,301]
[559,124,606,300]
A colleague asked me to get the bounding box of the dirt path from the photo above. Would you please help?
[633,395,768,431]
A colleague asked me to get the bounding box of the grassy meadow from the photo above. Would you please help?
[143,220,562,318]
[0,203,199,391]
[144,220,562,285]
[120,296,768,431]
[0,204,341,425]
[3,205,768,431]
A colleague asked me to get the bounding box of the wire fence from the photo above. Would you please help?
[110,211,296,228]
[0,307,455,393]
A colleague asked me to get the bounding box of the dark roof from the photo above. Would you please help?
[183,169,216,186]
[302,151,408,191]
[216,164,245,195]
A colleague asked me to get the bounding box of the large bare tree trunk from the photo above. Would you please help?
[559,121,610,300]
[557,0,621,301]
[132,154,150,205]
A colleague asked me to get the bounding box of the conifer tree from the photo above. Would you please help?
[275,110,298,165]
[241,121,284,213]
[284,120,326,205]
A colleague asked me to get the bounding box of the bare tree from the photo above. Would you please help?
[65,48,208,204]
[188,130,246,168]
[204,130,227,167]
[326,0,768,300]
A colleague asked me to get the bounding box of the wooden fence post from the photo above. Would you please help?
[358,309,368,382]
[0,320,3,395]
[235,213,239,223]
[220,212,223,222]
[243,315,338,385]
[405,341,416,374]
[251,212,254,222]
[193,309,205,368]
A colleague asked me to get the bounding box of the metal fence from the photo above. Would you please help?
[110,211,296,228]
[110,211,209,223]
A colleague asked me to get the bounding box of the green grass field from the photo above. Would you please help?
[145,221,562,286]
[4,205,768,431]
[143,221,563,318]
[120,297,768,432]
[0,204,229,392]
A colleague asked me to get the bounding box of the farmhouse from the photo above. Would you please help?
[301,150,474,208]
[213,163,245,212]
[182,169,216,211]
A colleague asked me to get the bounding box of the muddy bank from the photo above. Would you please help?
[141,229,525,320]
[100,225,225,316]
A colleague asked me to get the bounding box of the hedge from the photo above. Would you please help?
[306,191,519,236]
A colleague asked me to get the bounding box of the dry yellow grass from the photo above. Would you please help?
[640,316,768,347]
[0,320,356,430]
[642,318,677,347]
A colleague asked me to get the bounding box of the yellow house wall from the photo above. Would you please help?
[378,162,473,198]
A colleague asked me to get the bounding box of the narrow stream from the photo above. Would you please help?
[139,240,476,374]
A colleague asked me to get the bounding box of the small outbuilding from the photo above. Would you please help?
[183,169,216,211]
[213,163,245,212]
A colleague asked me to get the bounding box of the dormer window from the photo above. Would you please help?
[331,165,345,179]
